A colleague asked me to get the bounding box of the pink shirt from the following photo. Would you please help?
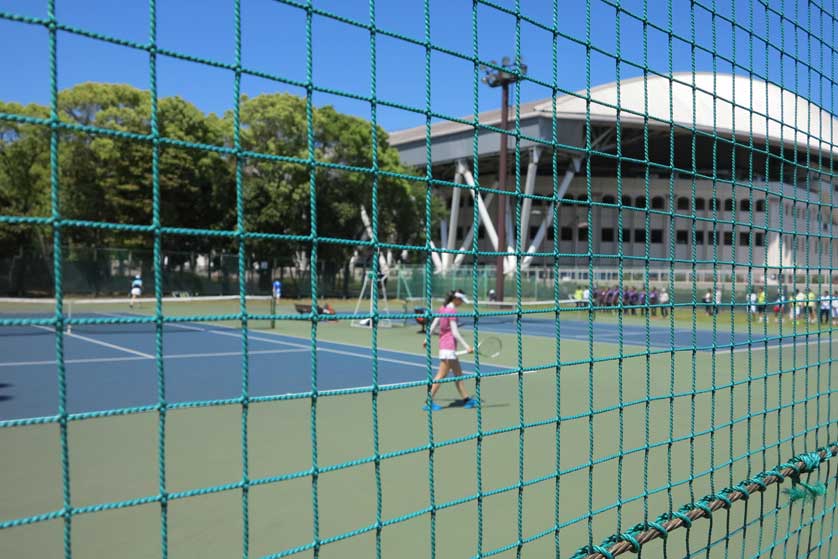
[437,304,458,350]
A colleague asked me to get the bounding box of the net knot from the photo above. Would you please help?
[796,452,822,473]
[767,468,785,482]
[713,492,732,509]
[576,545,613,559]
[693,500,713,518]
[617,532,640,553]
[750,474,769,492]
[670,510,693,528]
[643,520,667,540]
[730,483,751,500]
[781,460,802,477]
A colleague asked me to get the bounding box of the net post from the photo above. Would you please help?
[270,295,276,329]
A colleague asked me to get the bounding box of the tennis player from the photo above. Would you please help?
[422,289,477,411]
[129,274,142,308]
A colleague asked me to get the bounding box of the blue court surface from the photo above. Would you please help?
[463,315,831,354]
[0,320,509,421]
[1,315,830,421]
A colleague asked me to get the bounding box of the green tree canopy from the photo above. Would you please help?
[0,101,51,254]
[1,83,431,293]
[231,92,429,267]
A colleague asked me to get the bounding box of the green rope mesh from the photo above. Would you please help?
[1,1,837,559]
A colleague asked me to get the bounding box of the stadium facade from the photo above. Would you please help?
[389,72,838,285]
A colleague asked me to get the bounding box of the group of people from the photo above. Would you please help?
[701,289,725,315]
[571,285,672,317]
[699,286,838,325]
[767,289,838,325]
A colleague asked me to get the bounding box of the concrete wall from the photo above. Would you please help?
[435,175,837,276]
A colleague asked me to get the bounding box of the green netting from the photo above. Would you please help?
[1,1,838,559]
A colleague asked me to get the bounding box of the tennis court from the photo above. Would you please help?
[464,311,828,353]
[0,302,511,421]
[4,297,826,422]
[2,296,835,558]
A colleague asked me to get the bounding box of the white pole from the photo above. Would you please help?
[440,219,448,259]
[458,160,500,251]
[443,172,464,270]
[519,147,541,251]
[522,157,581,269]
[453,193,494,268]
[359,205,390,276]
[504,201,515,274]
[428,240,443,272]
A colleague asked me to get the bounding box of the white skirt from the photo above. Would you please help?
[438,349,458,361]
[131,287,141,296]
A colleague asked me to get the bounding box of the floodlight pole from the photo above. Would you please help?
[482,58,526,302]
[496,83,510,302]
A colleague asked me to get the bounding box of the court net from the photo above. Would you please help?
[406,297,581,326]
[0,295,276,334]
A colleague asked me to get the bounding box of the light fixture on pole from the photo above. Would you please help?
[481,56,527,302]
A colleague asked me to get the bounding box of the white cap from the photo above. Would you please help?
[454,292,470,304]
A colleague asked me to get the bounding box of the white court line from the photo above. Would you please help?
[731,336,835,353]
[1,347,308,368]
[208,328,431,369]
[2,355,148,368]
[94,310,496,370]
[88,313,414,366]
[88,312,206,333]
[205,326,438,369]
[33,325,154,359]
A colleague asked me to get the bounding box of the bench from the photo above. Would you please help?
[294,303,337,320]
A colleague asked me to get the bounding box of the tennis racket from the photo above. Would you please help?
[457,336,502,358]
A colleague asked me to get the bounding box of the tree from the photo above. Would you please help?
[0,101,52,294]
[232,93,429,273]
[56,83,234,251]
[0,101,51,246]
[1,84,432,295]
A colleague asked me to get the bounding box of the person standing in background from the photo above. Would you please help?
[820,290,831,325]
[703,289,713,316]
[129,275,143,309]
[272,278,283,302]
[757,287,767,322]
[659,289,670,318]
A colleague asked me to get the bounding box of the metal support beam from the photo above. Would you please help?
[504,201,515,274]
[521,157,582,269]
[359,205,391,276]
[458,160,500,252]
[440,219,448,258]
[428,240,443,272]
[442,172,464,270]
[518,147,541,251]
[453,193,494,268]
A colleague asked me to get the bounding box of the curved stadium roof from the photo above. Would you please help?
[389,72,838,164]
[546,71,838,154]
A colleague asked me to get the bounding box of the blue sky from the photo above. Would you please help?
[1,0,833,131]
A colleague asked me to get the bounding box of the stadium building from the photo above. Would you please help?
[389,72,838,285]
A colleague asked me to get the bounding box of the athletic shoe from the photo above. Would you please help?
[462,398,478,409]
[422,401,443,412]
